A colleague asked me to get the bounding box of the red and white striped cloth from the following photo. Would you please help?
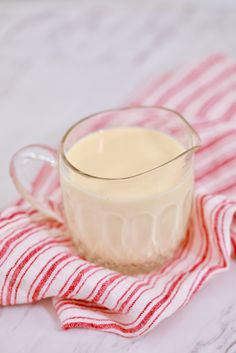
[1,54,236,337]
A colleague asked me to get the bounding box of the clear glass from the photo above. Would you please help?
[10,106,200,274]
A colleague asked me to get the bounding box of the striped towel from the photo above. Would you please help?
[1,54,236,337]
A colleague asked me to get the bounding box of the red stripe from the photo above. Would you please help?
[92,274,122,303]
[231,237,236,256]
[73,268,107,298]
[185,203,233,300]
[15,198,24,206]
[57,305,109,315]
[197,154,236,181]
[57,298,109,310]
[14,245,69,304]
[1,233,50,304]
[55,298,109,313]
[32,254,71,302]
[196,82,236,118]
[57,270,122,315]
[27,250,67,302]
[0,230,47,304]
[56,301,112,315]
[215,180,236,194]
[48,199,55,212]
[221,101,236,121]
[0,216,38,247]
[39,258,79,299]
[0,220,62,269]
[0,220,30,247]
[62,264,97,298]
[0,209,36,232]
[197,129,236,155]
[100,276,127,306]
[32,163,52,192]
[85,111,119,134]
[4,236,68,305]
[131,72,173,105]
[46,175,60,196]
[155,55,224,106]
[0,224,45,267]
[62,315,120,324]
[58,263,88,296]
[180,199,229,308]
[175,64,236,113]
[0,209,29,224]
[83,273,115,301]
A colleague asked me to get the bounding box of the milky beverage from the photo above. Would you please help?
[60,127,193,272]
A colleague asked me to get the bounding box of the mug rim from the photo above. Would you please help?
[60,105,201,181]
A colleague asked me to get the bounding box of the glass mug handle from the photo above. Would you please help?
[10,144,63,222]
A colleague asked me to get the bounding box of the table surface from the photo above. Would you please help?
[1,1,236,352]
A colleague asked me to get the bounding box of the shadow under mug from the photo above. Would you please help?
[10,106,200,274]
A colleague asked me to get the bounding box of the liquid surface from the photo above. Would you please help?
[66,127,185,179]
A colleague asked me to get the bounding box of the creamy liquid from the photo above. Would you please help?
[67,128,184,179]
[61,127,193,271]
[66,128,185,198]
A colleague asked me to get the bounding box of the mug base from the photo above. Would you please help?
[74,241,183,275]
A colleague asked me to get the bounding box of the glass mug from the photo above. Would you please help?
[10,107,200,274]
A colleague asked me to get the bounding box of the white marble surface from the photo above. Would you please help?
[0,1,236,352]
